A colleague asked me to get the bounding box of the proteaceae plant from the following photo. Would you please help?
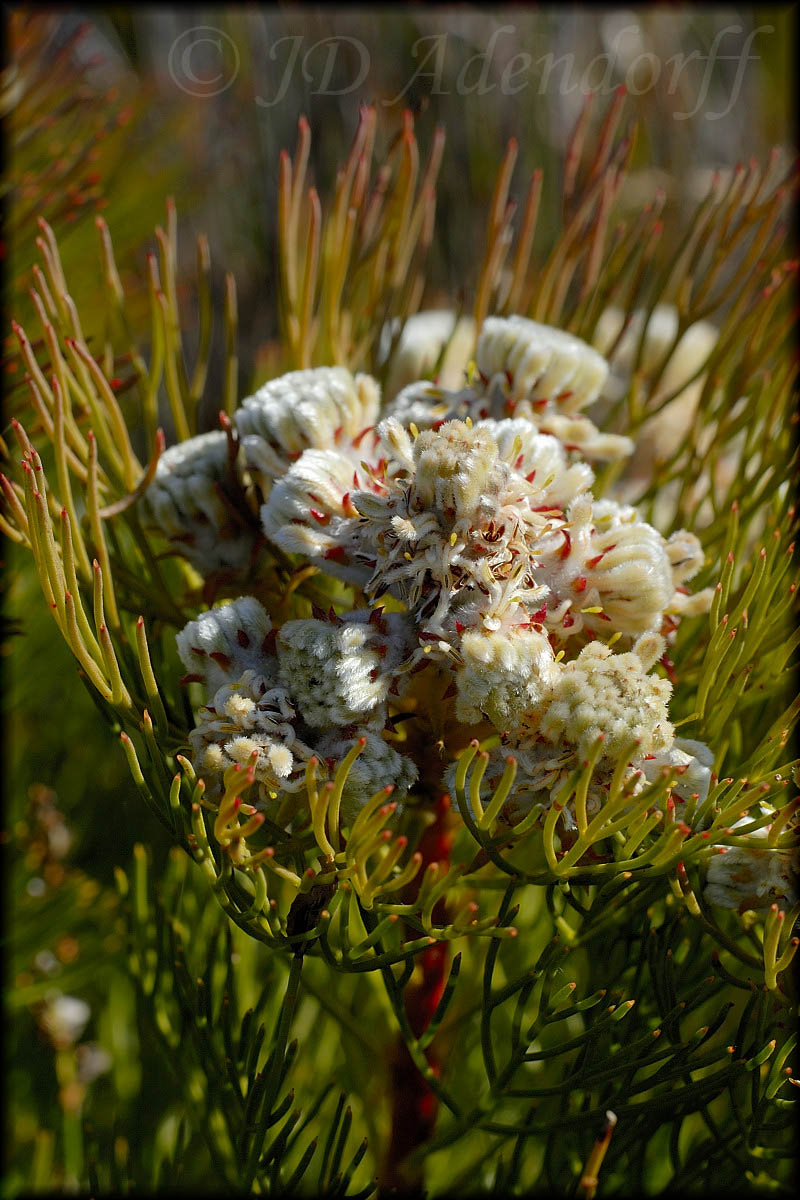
[4,97,798,1196]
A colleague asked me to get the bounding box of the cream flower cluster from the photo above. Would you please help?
[262,410,707,645]
[537,635,673,761]
[160,313,716,835]
[177,597,417,822]
[450,632,712,831]
[276,609,417,728]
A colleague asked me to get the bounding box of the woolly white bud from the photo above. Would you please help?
[143,431,257,573]
[176,597,276,695]
[188,670,308,801]
[456,627,559,730]
[476,316,609,411]
[260,449,367,583]
[235,367,380,492]
[414,420,500,516]
[277,611,415,728]
[540,640,673,761]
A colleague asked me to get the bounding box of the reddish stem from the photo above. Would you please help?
[380,793,454,1195]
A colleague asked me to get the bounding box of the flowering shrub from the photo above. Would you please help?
[4,99,798,1196]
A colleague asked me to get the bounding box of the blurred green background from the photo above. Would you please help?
[3,6,795,1192]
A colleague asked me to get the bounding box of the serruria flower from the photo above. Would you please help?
[344,417,559,635]
[537,635,673,762]
[276,609,417,728]
[261,415,709,648]
[189,667,310,799]
[387,315,633,462]
[704,823,799,913]
[142,431,261,574]
[177,597,417,818]
[450,631,716,840]
[454,626,559,731]
[259,446,374,585]
[538,495,709,641]
[177,599,305,799]
[234,366,381,492]
[176,595,277,694]
[478,419,595,509]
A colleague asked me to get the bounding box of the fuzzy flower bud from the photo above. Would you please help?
[476,315,609,412]
[539,637,673,761]
[455,627,559,730]
[387,316,632,461]
[177,596,277,695]
[143,431,258,573]
[277,610,416,728]
[413,420,501,517]
[260,448,370,584]
[189,668,309,799]
[540,497,694,638]
[235,367,380,491]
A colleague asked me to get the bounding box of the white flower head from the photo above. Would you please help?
[386,316,631,462]
[455,626,559,731]
[346,417,563,633]
[277,609,416,728]
[538,496,688,640]
[190,668,309,801]
[235,367,380,491]
[538,637,673,762]
[143,431,259,573]
[260,448,370,585]
[177,596,278,695]
[476,316,609,412]
[413,419,502,518]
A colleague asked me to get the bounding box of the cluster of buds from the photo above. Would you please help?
[155,314,722,863]
[141,367,381,582]
[176,597,418,826]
